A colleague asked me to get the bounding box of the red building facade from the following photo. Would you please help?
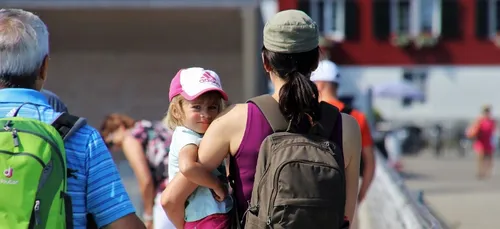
[278,0,500,65]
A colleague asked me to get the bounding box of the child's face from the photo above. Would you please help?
[181,92,222,134]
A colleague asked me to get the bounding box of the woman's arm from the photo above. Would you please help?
[340,113,362,222]
[122,135,155,221]
[161,174,197,229]
[467,117,484,138]
[182,105,241,189]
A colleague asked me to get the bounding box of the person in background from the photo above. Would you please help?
[467,105,497,179]
[311,36,375,228]
[41,89,69,113]
[433,123,444,157]
[99,113,174,229]
[0,8,144,229]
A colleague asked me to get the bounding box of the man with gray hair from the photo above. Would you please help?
[0,9,145,229]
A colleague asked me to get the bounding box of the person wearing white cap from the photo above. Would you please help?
[311,40,375,229]
[161,67,232,229]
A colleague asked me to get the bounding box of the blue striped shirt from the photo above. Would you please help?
[41,89,69,113]
[0,89,136,228]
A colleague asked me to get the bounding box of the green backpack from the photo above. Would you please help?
[0,104,86,229]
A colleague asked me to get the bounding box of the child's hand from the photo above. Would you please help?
[211,179,228,202]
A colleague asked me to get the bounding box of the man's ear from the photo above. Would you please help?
[39,55,49,81]
[36,55,49,91]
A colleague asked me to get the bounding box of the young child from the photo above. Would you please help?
[163,67,232,229]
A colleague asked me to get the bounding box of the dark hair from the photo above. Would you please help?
[262,46,321,132]
[0,72,38,89]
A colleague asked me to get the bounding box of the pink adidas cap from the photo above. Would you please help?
[169,67,228,102]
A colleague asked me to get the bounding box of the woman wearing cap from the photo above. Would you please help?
[161,10,362,228]
[467,105,497,179]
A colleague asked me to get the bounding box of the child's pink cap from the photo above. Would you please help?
[169,67,228,102]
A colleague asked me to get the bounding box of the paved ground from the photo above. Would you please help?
[402,150,500,229]
[115,150,500,229]
[116,160,144,217]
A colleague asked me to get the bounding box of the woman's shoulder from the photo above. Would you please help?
[129,119,151,135]
[216,103,248,122]
[134,119,154,129]
[204,103,249,141]
[341,113,361,132]
[340,113,362,165]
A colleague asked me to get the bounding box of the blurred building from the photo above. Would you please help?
[5,0,500,124]
[2,0,267,126]
[274,0,500,122]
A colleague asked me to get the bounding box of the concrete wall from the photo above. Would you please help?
[28,8,246,126]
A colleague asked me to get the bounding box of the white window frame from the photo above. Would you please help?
[308,0,346,41]
[487,0,499,39]
[390,0,442,38]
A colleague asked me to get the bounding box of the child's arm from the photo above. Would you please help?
[179,144,222,190]
[225,155,230,176]
[161,173,197,229]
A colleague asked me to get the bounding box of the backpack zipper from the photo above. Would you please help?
[12,128,19,147]
[0,150,46,168]
[34,199,41,225]
[255,166,270,203]
[255,141,331,204]
[265,141,339,225]
[0,129,67,213]
[267,160,341,224]
[0,150,46,226]
[0,129,65,190]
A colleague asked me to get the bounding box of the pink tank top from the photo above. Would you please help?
[230,103,273,215]
[475,117,495,150]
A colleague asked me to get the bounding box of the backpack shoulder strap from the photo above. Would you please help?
[340,105,353,115]
[318,101,340,139]
[247,95,288,132]
[51,113,87,141]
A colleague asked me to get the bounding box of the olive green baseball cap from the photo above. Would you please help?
[263,10,319,53]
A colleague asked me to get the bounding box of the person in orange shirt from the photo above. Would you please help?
[311,39,375,205]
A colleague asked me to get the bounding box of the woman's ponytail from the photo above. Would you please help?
[262,46,321,132]
[278,70,320,132]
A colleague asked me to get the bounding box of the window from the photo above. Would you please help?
[298,0,349,41]
[374,0,459,41]
[401,69,427,106]
[390,0,441,37]
[441,0,461,39]
[476,0,500,39]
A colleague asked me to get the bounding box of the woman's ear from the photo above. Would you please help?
[262,53,272,73]
[311,59,319,72]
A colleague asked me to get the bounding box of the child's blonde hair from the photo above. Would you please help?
[163,92,226,130]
